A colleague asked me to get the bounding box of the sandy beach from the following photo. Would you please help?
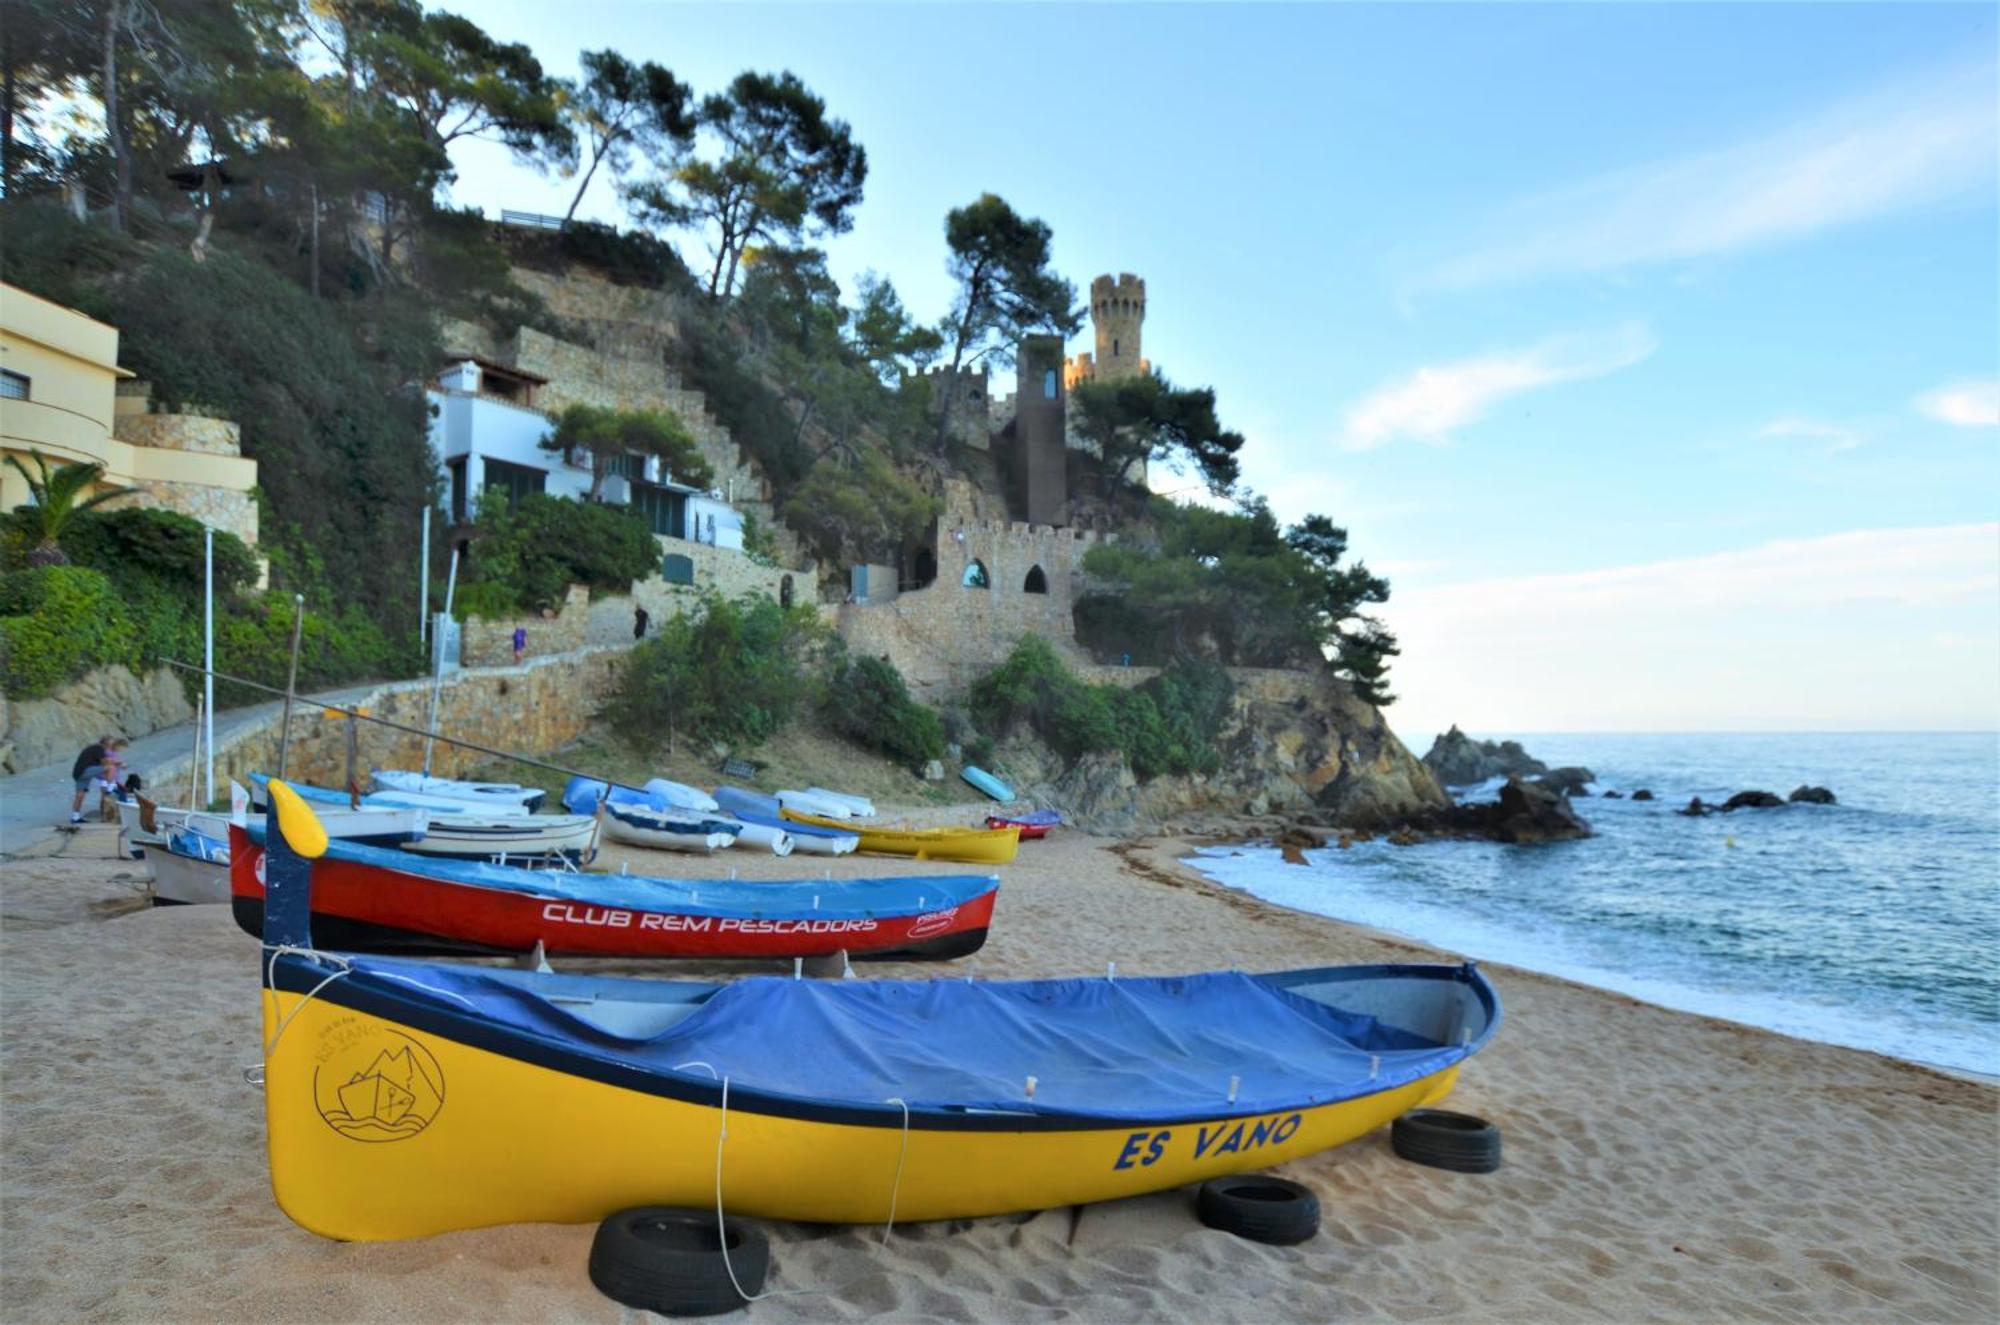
[2,818,1994,1323]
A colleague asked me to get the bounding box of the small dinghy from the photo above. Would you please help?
[715,787,857,856]
[252,784,1497,1242]
[144,822,233,905]
[232,781,997,961]
[987,809,1063,840]
[600,803,739,855]
[372,770,546,813]
[776,789,858,820]
[961,765,1015,802]
[805,787,876,818]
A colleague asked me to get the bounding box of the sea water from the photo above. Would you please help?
[1190,733,2000,1076]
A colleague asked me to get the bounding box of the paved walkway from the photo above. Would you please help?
[0,679,383,854]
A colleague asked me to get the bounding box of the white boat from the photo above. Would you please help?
[601,803,737,855]
[141,826,233,905]
[777,789,856,820]
[371,770,547,813]
[642,777,721,813]
[396,813,600,863]
[252,778,590,862]
[806,787,878,818]
[727,819,795,857]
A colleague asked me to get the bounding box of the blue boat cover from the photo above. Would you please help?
[239,823,993,919]
[563,776,680,815]
[168,827,228,862]
[344,960,1463,1121]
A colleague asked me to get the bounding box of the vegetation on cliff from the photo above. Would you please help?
[1073,498,1397,703]
[968,636,1234,781]
[451,491,660,619]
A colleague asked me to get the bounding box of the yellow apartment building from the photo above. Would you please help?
[0,282,258,545]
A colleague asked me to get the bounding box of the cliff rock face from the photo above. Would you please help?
[1420,725,1548,786]
[1003,670,1448,833]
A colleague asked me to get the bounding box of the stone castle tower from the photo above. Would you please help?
[1065,273,1149,388]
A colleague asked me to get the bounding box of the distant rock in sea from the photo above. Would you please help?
[1421,725,1548,785]
[1601,789,1624,799]
[1679,797,1711,816]
[1788,785,1837,804]
[1631,789,1655,801]
[1721,790,1786,811]
[1534,766,1596,798]
[1399,775,1592,845]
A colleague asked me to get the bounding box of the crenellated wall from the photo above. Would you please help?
[836,479,1111,699]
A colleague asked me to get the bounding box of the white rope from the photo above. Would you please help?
[880,1096,911,1244]
[261,944,354,1058]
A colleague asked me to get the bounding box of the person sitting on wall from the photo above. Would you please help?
[68,735,127,825]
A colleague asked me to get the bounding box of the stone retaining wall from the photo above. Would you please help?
[148,648,627,795]
[461,585,590,667]
[583,542,795,648]
[0,665,192,774]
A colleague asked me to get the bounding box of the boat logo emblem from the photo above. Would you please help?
[313,1029,446,1142]
[907,905,959,939]
[251,847,265,886]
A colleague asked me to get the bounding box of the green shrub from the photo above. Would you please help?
[968,638,1235,781]
[821,654,944,771]
[0,566,140,698]
[457,491,660,617]
[211,597,410,708]
[615,592,834,753]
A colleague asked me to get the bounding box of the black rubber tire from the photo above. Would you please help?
[1391,1109,1502,1173]
[1195,1175,1321,1245]
[587,1205,769,1317]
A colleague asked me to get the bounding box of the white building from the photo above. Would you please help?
[426,356,743,550]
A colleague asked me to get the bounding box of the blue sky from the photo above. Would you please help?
[447,2,2000,737]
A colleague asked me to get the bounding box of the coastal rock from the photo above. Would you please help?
[1631,789,1655,801]
[1005,669,1448,835]
[1679,797,1710,816]
[921,759,945,782]
[1602,790,1624,799]
[1721,790,1785,812]
[1788,785,1836,805]
[1533,766,1596,798]
[1420,725,1547,786]
[1396,775,1592,844]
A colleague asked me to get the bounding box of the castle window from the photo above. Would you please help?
[1042,369,1057,399]
[1113,338,1120,357]
[1023,565,1048,594]
[962,558,989,589]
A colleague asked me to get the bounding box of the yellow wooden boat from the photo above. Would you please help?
[255,781,1500,1241]
[781,808,1021,864]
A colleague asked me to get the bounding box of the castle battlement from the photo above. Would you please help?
[1090,272,1146,317]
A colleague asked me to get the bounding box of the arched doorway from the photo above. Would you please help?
[911,546,937,590]
[962,558,989,589]
[1023,564,1048,594]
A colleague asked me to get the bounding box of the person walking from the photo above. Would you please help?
[512,626,527,664]
[68,736,125,824]
[633,605,650,640]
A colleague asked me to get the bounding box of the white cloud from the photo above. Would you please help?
[1340,323,1656,450]
[1424,57,1997,291]
[1382,523,2000,738]
[1914,379,2000,428]
[1757,416,1866,452]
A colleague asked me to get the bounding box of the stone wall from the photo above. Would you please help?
[0,664,192,774]
[461,584,590,668]
[107,403,260,545]
[583,540,795,647]
[148,648,626,795]
[835,479,1110,700]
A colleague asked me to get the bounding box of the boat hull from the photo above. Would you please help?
[145,846,231,905]
[987,817,1051,840]
[783,810,1020,864]
[228,827,993,960]
[260,986,1466,1241]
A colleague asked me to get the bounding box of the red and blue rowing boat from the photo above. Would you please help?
[227,823,995,961]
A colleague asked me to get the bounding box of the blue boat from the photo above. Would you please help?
[962,765,1015,802]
